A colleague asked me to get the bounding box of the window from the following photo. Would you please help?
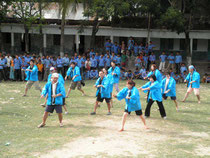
[160,38,174,50]
[193,39,197,51]
[180,39,185,50]
[168,39,174,50]
[53,35,60,46]
[3,33,11,44]
[208,40,210,51]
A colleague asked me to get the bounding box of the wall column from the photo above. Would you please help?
[11,32,14,54]
[43,34,46,55]
[75,34,80,54]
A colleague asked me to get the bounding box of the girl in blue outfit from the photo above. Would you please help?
[146,64,162,83]
[108,61,121,92]
[161,72,179,111]
[103,68,114,107]
[140,75,167,119]
[90,71,112,115]
[22,59,42,96]
[114,80,148,132]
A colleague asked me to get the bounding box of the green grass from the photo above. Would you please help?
[0,80,210,158]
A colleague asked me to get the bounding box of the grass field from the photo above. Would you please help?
[0,80,210,158]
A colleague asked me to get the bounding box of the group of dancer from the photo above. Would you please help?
[21,59,201,131]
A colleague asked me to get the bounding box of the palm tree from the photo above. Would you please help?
[58,0,79,57]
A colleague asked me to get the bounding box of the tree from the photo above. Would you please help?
[136,0,161,43]
[83,0,116,49]
[10,0,41,53]
[159,0,210,65]
[58,0,79,57]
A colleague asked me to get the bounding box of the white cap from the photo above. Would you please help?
[50,67,55,71]
[52,73,59,78]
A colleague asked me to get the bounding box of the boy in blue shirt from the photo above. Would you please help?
[90,69,98,80]
[56,55,63,75]
[175,52,182,74]
[134,68,140,79]
[159,52,167,72]
[14,55,21,81]
[99,54,105,70]
[38,73,65,128]
[105,55,111,69]
[167,53,175,70]
[65,62,86,97]
[174,73,181,83]
[90,55,97,69]
[63,53,70,76]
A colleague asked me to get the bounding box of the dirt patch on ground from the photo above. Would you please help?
[195,145,210,156]
[40,117,170,158]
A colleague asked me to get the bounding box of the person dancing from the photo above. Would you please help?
[114,80,148,131]
[182,65,201,103]
[139,75,167,119]
[108,62,120,92]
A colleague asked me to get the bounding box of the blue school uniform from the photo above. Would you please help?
[168,55,175,64]
[159,55,167,62]
[25,65,39,81]
[99,57,105,67]
[63,57,70,66]
[42,81,65,106]
[44,59,51,68]
[175,55,182,64]
[21,61,28,70]
[14,58,21,69]
[90,70,98,78]
[111,55,117,63]
[108,66,120,84]
[147,69,162,83]
[134,45,139,55]
[185,71,200,88]
[180,66,187,74]
[66,66,82,82]
[95,77,111,98]
[90,58,97,68]
[112,45,120,54]
[56,58,63,68]
[76,58,83,68]
[89,51,95,57]
[116,56,121,65]
[105,42,112,51]
[149,55,156,62]
[0,59,5,69]
[25,57,31,66]
[95,55,100,66]
[161,77,176,97]
[116,87,141,112]
[141,81,162,102]
[105,57,111,67]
